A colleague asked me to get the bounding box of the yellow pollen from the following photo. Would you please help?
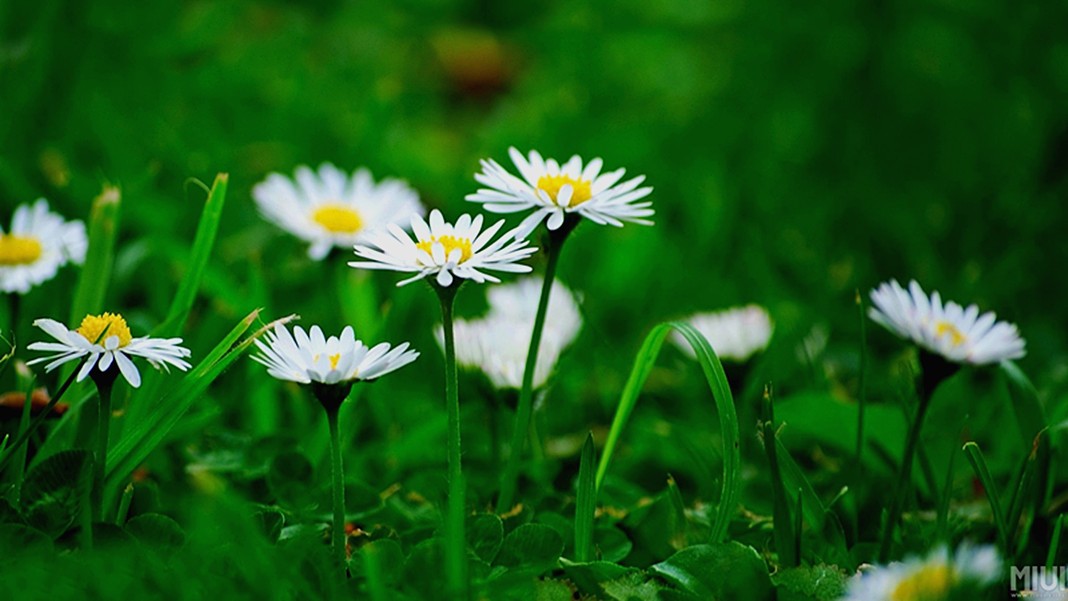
[536,174,592,207]
[935,321,966,346]
[0,234,43,266]
[329,353,341,370]
[890,564,955,601]
[312,204,363,234]
[76,312,133,347]
[416,235,473,263]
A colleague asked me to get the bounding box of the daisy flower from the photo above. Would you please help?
[27,313,192,388]
[253,163,425,260]
[253,323,418,386]
[466,147,654,238]
[673,304,773,363]
[0,199,87,294]
[843,544,1000,601]
[349,209,537,288]
[869,280,1025,365]
[438,278,581,390]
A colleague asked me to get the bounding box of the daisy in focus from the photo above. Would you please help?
[253,163,424,260]
[350,209,537,288]
[869,279,1025,365]
[253,323,418,386]
[0,199,87,294]
[673,304,773,363]
[466,147,654,238]
[438,278,581,390]
[842,543,1000,601]
[27,313,192,387]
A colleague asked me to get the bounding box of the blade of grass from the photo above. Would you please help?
[105,311,295,492]
[963,441,1009,551]
[762,387,797,568]
[574,432,596,562]
[69,185,121,325]
[935,439,958,542]
[0,359,84,473]
[153,173,228,337]
[595,321,740,544]
[1047,514,1063,571]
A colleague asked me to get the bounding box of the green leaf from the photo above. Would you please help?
[20,450,92,537]
[558,558,636,596]
[595,321,740,544]
[574,432,596,562]
[999,361,1047,449]
[0,523,53,554]
[962,441,1009,552]
[594,525,632,562]
[69,185,121,325]
[125,513,186,554]
[650,543,774,601]
[600,571,667,601]
[468,513,504,564]
[496,523,564,572]
[360,539,404,600]
[773,564,849,601]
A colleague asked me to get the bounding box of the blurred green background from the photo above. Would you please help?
[2,0,1068,594]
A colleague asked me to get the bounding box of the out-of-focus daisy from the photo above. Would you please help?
[27,313,192,388]
[673,305,773,363]
[253,163,424,260]
[843,544,1000,601]
[438,278,581,390]
[253,324,418,386]
[466,147,654,238]
[868,280,1025,365]
[350,209,536,288]
[0,199,87,294]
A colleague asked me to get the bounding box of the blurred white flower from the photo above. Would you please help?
[350,209,536,288]
[436,277,581,390]
[466,147,654,239]
[869,279,1025,365]
[253,163,424,260]
[843,543,1000,601]
[27,313,191,388]
[0,199,86,294]
[253,324,418,385]
[674,304,773,362]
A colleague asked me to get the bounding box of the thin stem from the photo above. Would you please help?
[878,389,932,561]
[437,286,467,599]
[0,360,83,473]
[855,290,868,465]
[325,407,347,579]
[92,376,114,522]
[497,237,564,512]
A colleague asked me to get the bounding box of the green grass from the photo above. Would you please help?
[2,0,1067,599]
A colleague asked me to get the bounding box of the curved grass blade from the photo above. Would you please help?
[594,321,740,543]
[69,185,121,325]
[761,388,797,567]
[963,441,1009,551]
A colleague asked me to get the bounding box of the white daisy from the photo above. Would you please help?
[253,323,418,385]
[673,304,773,363]
[466,147,654,238]
[253,163,425,260]
[869,279,1025,365]
[349,209,537,288]
[437,278,581,390]
[0,199,87,294]
[843,543,1000,601]
[27,313,192,388]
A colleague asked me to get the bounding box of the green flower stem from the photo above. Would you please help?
[496,223,573,512]
[436,284,467,599]
[91,373,116,522]
[325,405,347,578]
[878,391,930,561]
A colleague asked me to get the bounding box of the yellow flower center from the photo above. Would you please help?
[312,204,363,234]
[0,234,43,266]
[77,312,133,347]
[935,321,966,347]
[329,353,341,370]
[536,174,592,207]
[891,564,955,601]
[416,235,473,263]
